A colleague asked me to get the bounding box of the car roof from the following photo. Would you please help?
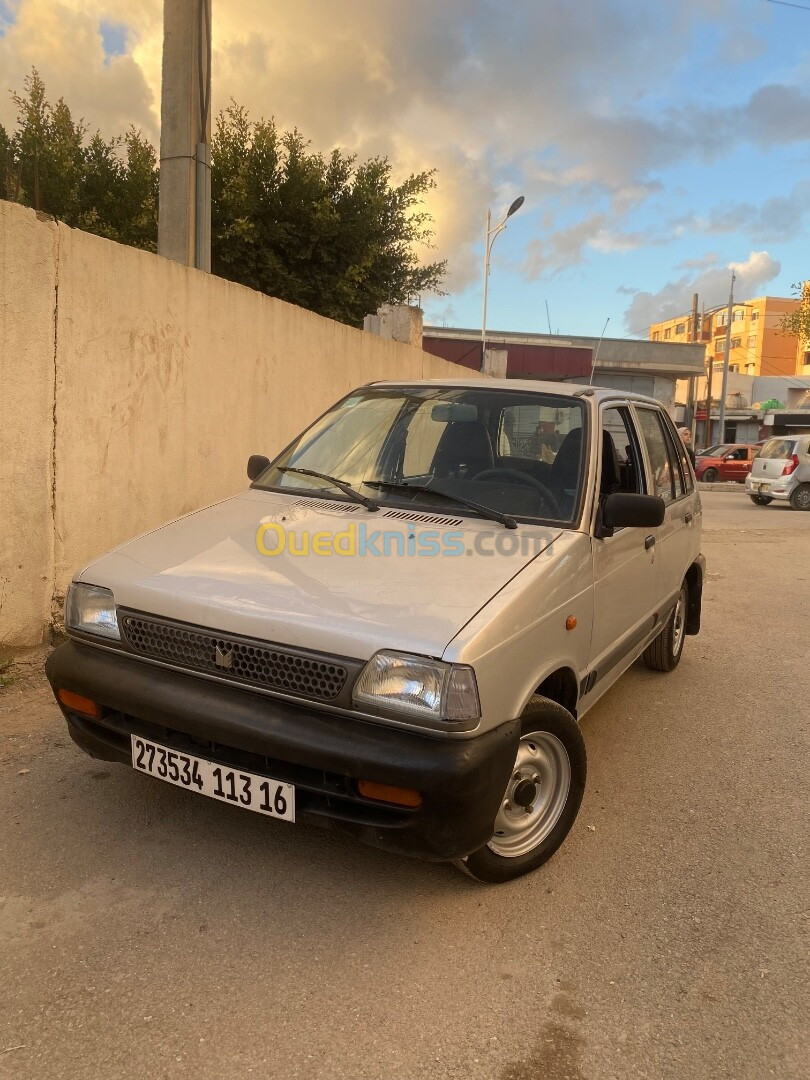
[364,378,665,408]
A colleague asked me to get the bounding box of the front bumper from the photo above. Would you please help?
[745,474,796,501]
[46,641,519,861]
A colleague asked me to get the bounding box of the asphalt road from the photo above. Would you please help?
[1,488,808,1080]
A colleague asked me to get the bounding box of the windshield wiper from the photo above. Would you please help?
[365,481,517,529]
[275,467,379,511]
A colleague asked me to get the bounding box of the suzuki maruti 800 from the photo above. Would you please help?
[47,380,704,882]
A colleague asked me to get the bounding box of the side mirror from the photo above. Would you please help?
[598,492,665,538]
[247,454,271,482]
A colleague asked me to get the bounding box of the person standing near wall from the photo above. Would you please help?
[679,427,696,468]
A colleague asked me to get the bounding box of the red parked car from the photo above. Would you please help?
[694,443,759,483]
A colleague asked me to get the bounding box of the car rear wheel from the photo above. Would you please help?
[749,494,773,506]
[789,483,810,511]
[643,582,687,672]
[702,468,717,483]
[454,696,586,883]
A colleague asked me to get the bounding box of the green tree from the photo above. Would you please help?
[2,69,158,250]
[211,104,445,326]
[780,281,810,344]
[3,73,446,325]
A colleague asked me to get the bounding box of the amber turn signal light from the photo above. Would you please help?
[57,689,101,718]
[357,780,422,808]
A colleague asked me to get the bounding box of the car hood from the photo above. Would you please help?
[78,490,562,660]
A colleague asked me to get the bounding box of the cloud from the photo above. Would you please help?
[676,181,810,244]
[0,1,158,139]
[0,0,806,298]
[522,214,666,279]
[623,250,781,330]
[677,252,721,271]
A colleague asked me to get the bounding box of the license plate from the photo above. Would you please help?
[130,735,295,822]
[756,483,770,493]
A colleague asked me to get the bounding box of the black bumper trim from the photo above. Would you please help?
[46,641,519,861]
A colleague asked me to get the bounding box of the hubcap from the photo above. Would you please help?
[488,731,571,858]
[672,587,686,655]
[797,488,810,509]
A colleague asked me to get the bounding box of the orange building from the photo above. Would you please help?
[650,295,801,380]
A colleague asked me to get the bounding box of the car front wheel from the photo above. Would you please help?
[454,696,586,883]
[702,468,717,483]
[643,582,687,672]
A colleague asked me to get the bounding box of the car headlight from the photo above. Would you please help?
[352,651,480,724]
[65,583,120,641]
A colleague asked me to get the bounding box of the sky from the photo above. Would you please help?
[1,0,809,339]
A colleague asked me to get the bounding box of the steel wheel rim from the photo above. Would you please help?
[796,487,810,509]
[488,731,571,858]
[672,587,686,655]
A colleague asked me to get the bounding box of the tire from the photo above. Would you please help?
[643,581,688,672]
[702,468,717,483]
[454,696,586,883]
[749,494,773,506]
[789,483,810,511]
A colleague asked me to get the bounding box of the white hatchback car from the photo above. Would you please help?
[746,434,810,510]
[47,380,705,882]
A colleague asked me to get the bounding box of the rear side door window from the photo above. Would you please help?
[660,412,694,494]
[635,408,676,503]
[600,406,646,497]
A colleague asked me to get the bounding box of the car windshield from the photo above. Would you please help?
[699,444,730,457]
[758,438,796,460]
[254,386,588,526]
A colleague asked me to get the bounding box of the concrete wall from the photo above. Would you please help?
[1,201,478,645]
[0,209,58,644]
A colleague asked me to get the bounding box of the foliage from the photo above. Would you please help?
[211,104,445,326]
[1,69,159,250]
[779,281,810,344]
[2,72,446,325]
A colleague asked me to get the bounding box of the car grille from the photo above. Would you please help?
[119,614,348,700]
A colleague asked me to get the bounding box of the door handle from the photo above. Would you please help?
[685,512,693,524]
[644,535,655,550]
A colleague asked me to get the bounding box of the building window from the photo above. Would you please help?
[715,338,726,353]
[652,331,660,342]
[733,310,743,322]
[729,364,739,373]
[747,333,757,348]
[730,337,741,349]
[664,328,671,340]
[751,310,759,322]
[716,313,727,328]
[675,322,685,335]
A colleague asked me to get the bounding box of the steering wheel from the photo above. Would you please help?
[472,467,561,518]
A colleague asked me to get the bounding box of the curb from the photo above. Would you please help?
[697,482,746,493]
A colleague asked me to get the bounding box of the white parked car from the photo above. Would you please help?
[745,434,810,509]
[47,380,705,882]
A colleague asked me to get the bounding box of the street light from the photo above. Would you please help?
[481,195,525,371]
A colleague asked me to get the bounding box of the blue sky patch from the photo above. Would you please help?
[100,20,127,60]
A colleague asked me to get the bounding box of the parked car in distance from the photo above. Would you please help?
[694,443,759,483]
[46,380,705,883]
[745,434,810,509]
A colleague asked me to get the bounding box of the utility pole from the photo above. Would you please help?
[717,272,736,443]
[703,303,714,448]
[158,0,212,271]
[687,291,699,437]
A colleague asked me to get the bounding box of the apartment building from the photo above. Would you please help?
[650,295,801,380]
